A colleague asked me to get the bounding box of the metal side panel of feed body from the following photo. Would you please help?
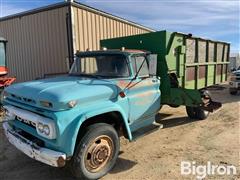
[100,30,229,109]
[182,33,230,89]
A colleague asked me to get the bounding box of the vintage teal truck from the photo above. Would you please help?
[2,50,162,179]
[2,31,228,179]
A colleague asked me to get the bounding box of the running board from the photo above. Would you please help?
[132,122,163,141]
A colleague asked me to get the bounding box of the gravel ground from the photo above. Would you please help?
[0,84,239,180]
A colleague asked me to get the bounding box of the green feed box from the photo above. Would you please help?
[101,30,230,106]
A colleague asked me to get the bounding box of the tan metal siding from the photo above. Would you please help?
[72,6,151,53]
[0,6,69,82]
[0,3,153,82]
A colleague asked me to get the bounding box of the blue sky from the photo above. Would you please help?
[0,0,239,54]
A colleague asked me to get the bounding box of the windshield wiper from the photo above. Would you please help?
[69,73,99,79]
[69,73,126,79]
[69,73,113,79]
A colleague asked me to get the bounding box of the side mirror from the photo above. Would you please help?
[66,57,70,70]
[147,54,158,76]
[66,56,75,70]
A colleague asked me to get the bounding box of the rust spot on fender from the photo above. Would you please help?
[117,80,153,90]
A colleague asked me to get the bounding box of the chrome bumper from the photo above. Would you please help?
[3,122,66,167]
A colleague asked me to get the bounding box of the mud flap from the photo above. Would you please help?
[201,100,222,113]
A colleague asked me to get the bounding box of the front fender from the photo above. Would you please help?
[84,103,132,139]
[68,102,132,156]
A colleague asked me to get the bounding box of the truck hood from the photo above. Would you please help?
[5,76,119,111]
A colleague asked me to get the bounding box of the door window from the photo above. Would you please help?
[131,55,149,77]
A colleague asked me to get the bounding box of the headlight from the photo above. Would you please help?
[3,107,15,121]
[37,123,44,133]
[40,101,53,108]
[36,121,56,139]
[68,100,77,108]
[1,90,8,103]
[43,125,50,135]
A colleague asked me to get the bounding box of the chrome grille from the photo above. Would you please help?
[15,116,36,129]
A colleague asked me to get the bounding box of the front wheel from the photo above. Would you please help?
[186,106,210,120]
[70,123,120,180]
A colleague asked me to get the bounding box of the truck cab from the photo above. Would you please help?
[2,49,160,179]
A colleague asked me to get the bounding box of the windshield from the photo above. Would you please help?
[69,54,129,78]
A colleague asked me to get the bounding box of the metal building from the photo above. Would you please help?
[229,53,240,70]
[0,1,154,82]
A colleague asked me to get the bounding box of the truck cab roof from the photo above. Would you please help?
[0,37,7,42]
[76,49,149,57]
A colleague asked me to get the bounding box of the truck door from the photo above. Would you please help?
[127,55,160,125]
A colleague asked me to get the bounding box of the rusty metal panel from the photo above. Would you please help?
[217,64,222,75]
[186,39,196,63]
[223,44,228,62]
[198,40,206,63]
[208,42,215,62]
[199,65,206,79]
[0,6,69,82]
[216,43,224,61]
[223,64,227,74]
[186,66,195,81]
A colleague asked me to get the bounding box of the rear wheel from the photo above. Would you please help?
[186,106,209,120]
[70,123,119,180]
[186,106,197,119]
[195,108,210,120]
[186,90,211,120]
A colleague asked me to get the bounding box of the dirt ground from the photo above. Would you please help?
[0,84,239,180]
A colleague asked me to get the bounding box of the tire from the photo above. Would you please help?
[169,73,179,88]
[229,88,238,95]
[169,104,180,108]
[195,108,210,120]
[186,106,197,119]
[186,106,209,120]
[70,123,120,180]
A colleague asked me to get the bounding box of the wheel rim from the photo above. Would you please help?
[84,135,114,173]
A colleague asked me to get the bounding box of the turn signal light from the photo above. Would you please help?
[119,91,126,98]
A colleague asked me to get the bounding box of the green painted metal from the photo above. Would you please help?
[100,30,230,107]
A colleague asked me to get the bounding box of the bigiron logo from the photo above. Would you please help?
[181,161,237,179]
